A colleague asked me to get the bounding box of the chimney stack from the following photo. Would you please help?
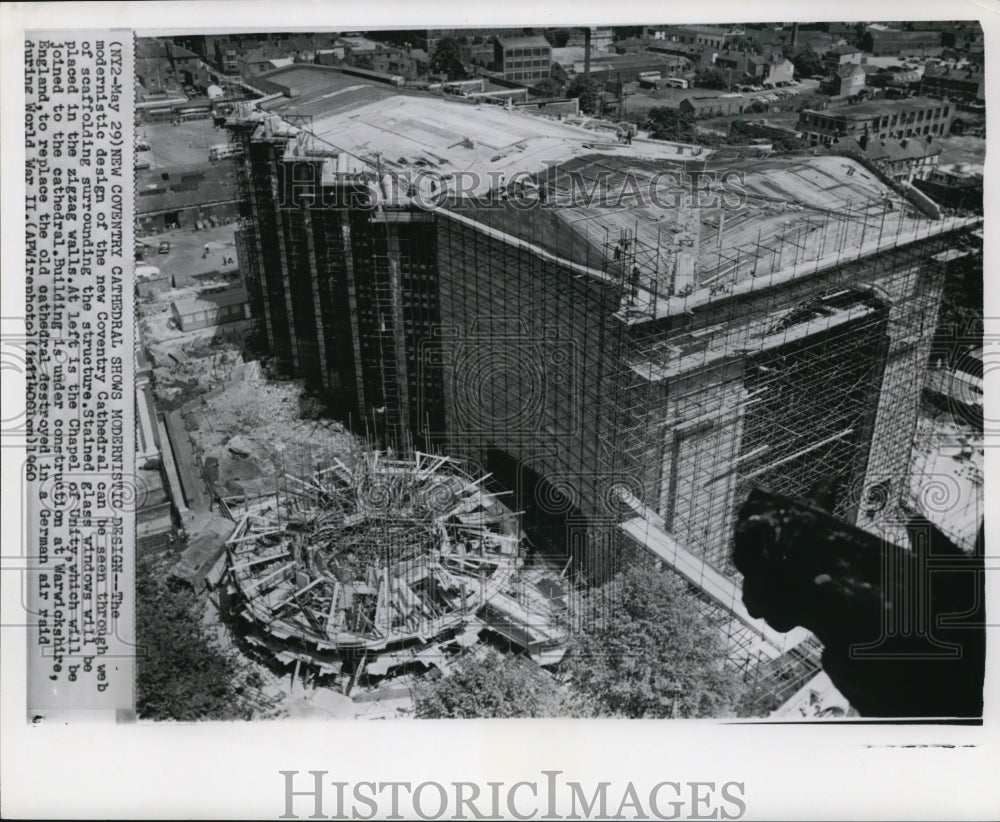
[584,27,592,77]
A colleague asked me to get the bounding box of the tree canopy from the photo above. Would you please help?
[136,551,264,721]
[412,649,586,718]
[566,75,604,115]
[564,565,744,718]
[646,107,697,142]
[791,50,826,79]
[430,37,467,81]
[694,68,729,90]
[543,28,572,49]
[532,78,566,98]
[412,566,744,719]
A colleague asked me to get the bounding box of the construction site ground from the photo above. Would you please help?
[183,375,360,503]
[909,409,984,552]
[139,118,231,168]
[138,223,240,289]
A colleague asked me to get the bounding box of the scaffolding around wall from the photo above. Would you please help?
[225,102,982,712]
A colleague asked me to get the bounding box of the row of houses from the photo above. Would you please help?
[174,32,427,81]
[642,22,954,58]
[136,38,211,91]
[797,97,955,145]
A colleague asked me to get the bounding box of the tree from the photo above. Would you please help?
[612,26,644,41]
[412,649,587,718]
[430,37,466,81]
[136,552,264,721]
[543,28,572,49]
[532,78,565,98]
[791,50,826,79]
[694,69,729,90]
[646,107,696,142]
[566,75,604,115]
[564,565,744,718]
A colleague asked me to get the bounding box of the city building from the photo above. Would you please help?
[831,63,867,98]
[170,286,252,332]
[861,28,943,57]
[914,162,984,211]
[136,163,240,234]
[855,133,941,183]
[679,94,745,117]
[645,25,737,50]
[920,63,986,105]
[225,63,979,701]
[493,35,553,84]
[136,38,211,92]
[823,44,863,70]
[646,40,717,69]
[797,97,954,145]
[419,28,525,55]
[580,53,691,85]
[713,51,795,85]
[865,65,921,91]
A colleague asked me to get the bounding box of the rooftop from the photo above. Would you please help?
[859,135,941,162]
[804,96,950,121]
[660,24,733,36]
[587,53,687,71]
[173,286,249,314]
[232,65,977,319]
[136,162,238,213]
[923,63,984,81]
[826,45,862,55]
[837,63,866,78]
[496,35,552,50]
[866,29,941,42]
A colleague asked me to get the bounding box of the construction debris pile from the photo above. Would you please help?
[222,452,543,682]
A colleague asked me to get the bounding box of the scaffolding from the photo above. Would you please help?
[222,451,530,681]
[224,93,983,713]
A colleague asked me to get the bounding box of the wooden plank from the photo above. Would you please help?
[248,561,294,593]
[226,527,287,545]
[374,571,391,632]
[273,576,325,611]
[325,582,343,636]
[224,513,250,544]
[230,550,291,571]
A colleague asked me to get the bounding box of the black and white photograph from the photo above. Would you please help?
[2,1,997,819]
[129,17,986,723]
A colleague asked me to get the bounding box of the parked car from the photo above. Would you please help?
[158,241,171,255]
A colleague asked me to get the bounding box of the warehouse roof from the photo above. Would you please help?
[859,136,941,162]
[866,29,940,43]
[172,286,249,315]
[136,162,238,214]
[496,35,552,50]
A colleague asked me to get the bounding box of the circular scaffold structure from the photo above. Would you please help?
[222,451,523,679]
